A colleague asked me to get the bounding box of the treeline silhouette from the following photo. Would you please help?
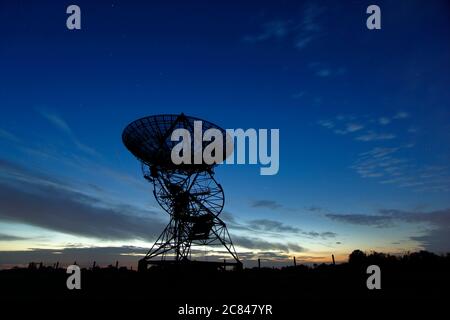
[347,249,450,270]
[1,250,449,302]
[18,249,450,272]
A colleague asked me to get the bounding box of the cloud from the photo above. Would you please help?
[0,160,166,242]
[187,249,293,263]
[374,112,408,126]
[378,117,391,125]
[243,2,324,51]
[325,208,450,252]
[360,147,399,158]
[378,208,450,226]
[318,112,410,140]
[345,123,364,132]
[220,211,238,225]
[40,111,72,134]
[223,210,337,242]
[294,2,324,50]
[38,110,99,157]
[305,206,324,213]
[316,231,337,238]
[394,111,409,119]
[294,35,314,49]
[334,123,364,135]
[371,112,409,124]
[316,69,330,77]
[317,120,335,129]
[245,218,337,239]
[319,113,449,192]
[410,227,450,253]
[0,161,321,260]
[351,149,408,179]
[355,131,396,142]
[351,147,450,191]
[0,128,20,143]
[0,158,26,174]
[291,91,306,99]
[243,20,291,43]
[0,234,28,241]
[250,200,283,210]
[326,214,395,228]
[2,131,148,195]
[233,235,305,253]
[247,219,300,233]
[313,66,346,78]
[0,158,67,191]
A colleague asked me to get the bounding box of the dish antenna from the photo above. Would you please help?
[122,114,241,271]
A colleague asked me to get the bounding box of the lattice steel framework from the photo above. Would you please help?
[122,114,241,270]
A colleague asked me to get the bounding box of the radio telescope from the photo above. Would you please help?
[122,114,241,271]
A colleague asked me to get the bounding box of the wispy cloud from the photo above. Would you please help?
[319,112,450,192]
[0,234,29,241]
[222,212,337,241]
[249,199,298,213]
[334,123,365,135]
[317,120,335,129]
[394,111,409,119]
[355,131,396,142]
[291,91,306,99]
[305,205,324,213]
[378,117,391,125]
[310,64,347,78]
[352,146,450,192]
[251,200,283,210]
[294,2,324,50]
[326,214,394,228]
[316,69,330,77]
[1,127,148,197]
[0,160,165,242]
[233,235,305,253]
[246,219,337,239]
[325,208,450,252]
[0,161,327,258]
[360,147,399,158]
[243,20,291,43]
[0,128,20,143]
[247,219,300,233]
[375,112,409,126]
[318,112,409,141]
[40,112,72,134]
[38,110,100,157]
[243,2,325,51]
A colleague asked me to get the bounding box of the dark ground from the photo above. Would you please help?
[1,251,449,317]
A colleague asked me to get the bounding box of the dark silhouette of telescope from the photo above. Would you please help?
[122,114,241,271]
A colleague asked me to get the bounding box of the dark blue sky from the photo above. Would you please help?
[0,0,449,268]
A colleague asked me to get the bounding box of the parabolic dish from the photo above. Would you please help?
[122,114,231,172]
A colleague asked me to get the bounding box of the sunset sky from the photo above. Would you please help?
[1,0,449,268]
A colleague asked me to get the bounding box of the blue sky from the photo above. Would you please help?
[0,0,449,268]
